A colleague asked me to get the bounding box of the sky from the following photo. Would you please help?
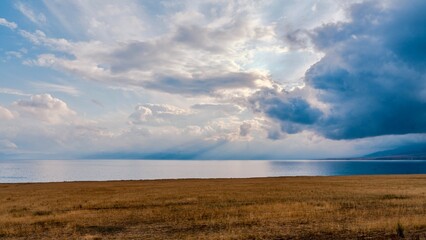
[1,0,426,160]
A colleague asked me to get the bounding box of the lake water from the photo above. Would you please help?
[1,159,426,183]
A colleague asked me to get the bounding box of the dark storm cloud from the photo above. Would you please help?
[254,0,426,139]
[249,88,322,135]
[251,93,321,125]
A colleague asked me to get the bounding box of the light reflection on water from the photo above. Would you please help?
[0,159,426,183]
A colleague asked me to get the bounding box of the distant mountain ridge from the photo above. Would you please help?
[321,143,426,160]
[360,143,426,160]
[85,151,198,160]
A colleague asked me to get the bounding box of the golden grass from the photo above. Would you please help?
[0,175,426,239]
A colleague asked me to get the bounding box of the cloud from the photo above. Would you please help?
[15,2,46,25]
[191,103,242,114]
[172,16,275,53]
[129,104,189,125]
[42,0,146,41]
[0,139,17,150]
[0,88,30,96]
[249,88,322,134]
[91,99,104,108]
[128,102,259,142]
[6,51,23,59]
[12,94,76,124]
[22,29,273,95]
[253,95,321,125]
[31,82,80,96]
[144,73,265,95]
[0,106,14,120]
[239,122,251,136]
[19,30,72,51]
[0,18,17,29]
[18,1,282,97]
[251,0,426,140]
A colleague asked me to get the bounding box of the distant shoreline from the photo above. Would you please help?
[1,173,426,185]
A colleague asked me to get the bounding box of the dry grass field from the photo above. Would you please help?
[0,175,426,239]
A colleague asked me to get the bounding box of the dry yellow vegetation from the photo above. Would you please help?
[0,175,426,239]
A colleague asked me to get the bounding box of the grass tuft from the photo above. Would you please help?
[32,210,52,216]
[381,194,410,200]
[396,222,405,238]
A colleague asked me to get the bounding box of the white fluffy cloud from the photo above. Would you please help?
[12,94,76,124]
[129,104,190,125]
[0,18,17,29]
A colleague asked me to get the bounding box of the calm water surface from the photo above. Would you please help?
[1,159,426,183]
